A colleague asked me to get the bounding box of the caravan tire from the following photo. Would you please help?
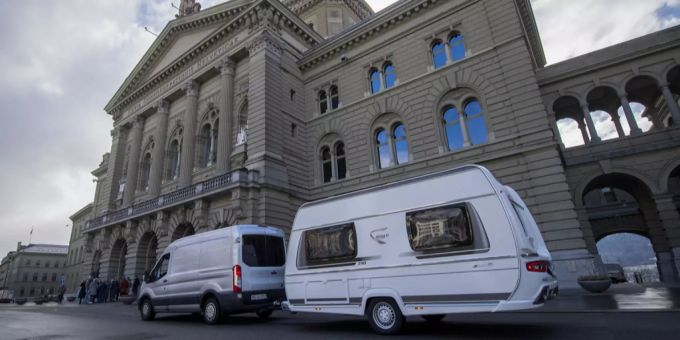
[139,298,155,321]
[421,314,445,322]
[367,298,404,335]
[202,297,221,325]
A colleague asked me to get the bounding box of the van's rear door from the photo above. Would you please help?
[239,232,286,301]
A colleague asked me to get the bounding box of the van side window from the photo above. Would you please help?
[406,203,480,253]
[151,254,170,281]
[299,223,357,268]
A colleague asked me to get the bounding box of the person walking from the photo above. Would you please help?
[110,279,119,302]
[98,279,108,303]
[88,278,98,304]
[57,284,66,304]
[119,277,129,296]
[78,280,87,304]
[132,276,141,297]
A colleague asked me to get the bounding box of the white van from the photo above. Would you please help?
[284,165,557,334]
[138,225,286,324]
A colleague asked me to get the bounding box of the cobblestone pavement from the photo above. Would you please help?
[1,292,680,340]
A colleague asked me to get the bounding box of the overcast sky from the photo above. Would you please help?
[0,0,678,258]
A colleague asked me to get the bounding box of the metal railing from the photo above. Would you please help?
[84,171,244,232]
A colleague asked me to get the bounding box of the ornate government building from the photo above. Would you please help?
[65,0,680,288]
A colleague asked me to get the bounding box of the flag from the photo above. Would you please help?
[29,227,33,235]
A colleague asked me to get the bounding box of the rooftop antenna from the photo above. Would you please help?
[144,27,159,37]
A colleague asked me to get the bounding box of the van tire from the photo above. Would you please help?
[202,297,221,325]
[367,298,404,335]
[421,314,445,322]
[256,309,273,319]
[140,298,155,321]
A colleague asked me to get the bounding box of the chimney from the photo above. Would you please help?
[17,242,22,252]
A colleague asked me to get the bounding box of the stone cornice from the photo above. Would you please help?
[297,0,441,71]
[106,0,322,116]
[283,0,374,20]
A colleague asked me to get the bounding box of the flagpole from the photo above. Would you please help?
[29,226,34,244]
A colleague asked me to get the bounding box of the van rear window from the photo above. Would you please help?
[242,235,285,267]
[406,204,475,253]
[299,223,357,268]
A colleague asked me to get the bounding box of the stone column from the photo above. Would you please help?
[179,80,199,187]
[459,110,471,147]
[660,84,680,126]
[216,59,235,175]
[581,104,600,143]
[578,120,590,145]
[619,95,642,135]
[122,116,145,207]
[444,41,453,64]
[654,193,680,281]
[610,112,626,138]
[149,100,170,197]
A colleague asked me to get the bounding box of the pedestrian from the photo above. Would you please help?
[88,278,98,304]
[78,280,87,304]
[119,277,129,296]
[98,279,108,303]
[110,279,119,302]
[132,276,141,297]
[58,284,66,304]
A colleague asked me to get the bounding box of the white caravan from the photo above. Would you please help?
[138,225,286,324]
[284,165,557,334]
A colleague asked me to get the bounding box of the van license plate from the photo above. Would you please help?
[251,294,267,301]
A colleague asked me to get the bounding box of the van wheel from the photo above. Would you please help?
[256,309,273,319]
[202,297,221,325]
[421,314,445,322]
[367,298,404,335]
[140,299,155,321]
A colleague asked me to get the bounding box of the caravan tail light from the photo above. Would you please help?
[526,261,548,273]
[232,264,242,293]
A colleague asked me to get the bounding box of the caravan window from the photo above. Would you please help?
[406,204,475,252]
[299,223,357,267]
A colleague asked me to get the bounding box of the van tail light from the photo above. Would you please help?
[232,264,242,293]
[526,261,548,273]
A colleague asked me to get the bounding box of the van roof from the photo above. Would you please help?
[293,164,502,230]
[166,224,283,250]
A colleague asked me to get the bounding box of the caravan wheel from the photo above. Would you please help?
[367,298,404,335]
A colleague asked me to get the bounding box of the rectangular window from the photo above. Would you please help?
[299,223,357,268]
[406,203,485,253]
[242,235,286,267]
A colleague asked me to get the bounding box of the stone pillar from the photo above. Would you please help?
[149,100,170,197]
[103,127,129,212]
[611,112,626,138]
[581,104,600,143]
[660,84,680,126]
[654,193,680,281]
[619,95,642,135]
[179,80,199,187]
[122,116,145,207]
[458,110,471,147]
[216,59,235,175]
[444,41,453,64]
[578,120,590,145]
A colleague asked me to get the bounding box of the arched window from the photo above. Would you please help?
[321,146,332,183]
[392,123,409,164]
[384,63,396,89]
[432,41,447,69]
[370,69,381,94]
[443,106,464,150]
[319,90,328,114]
[167,139,181,180]
[198,121,217,168]
[464,99,487,145]
[330,86,339,110]
[375,128,391,168]
[449,32,465,61]
[139,151,152,191]
[335,142,346,180]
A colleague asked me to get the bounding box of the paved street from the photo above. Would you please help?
[1,298,680,340]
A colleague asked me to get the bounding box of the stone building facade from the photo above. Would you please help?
[0,243,68,299]
[63,203,93,294]
[74,0,680,288]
